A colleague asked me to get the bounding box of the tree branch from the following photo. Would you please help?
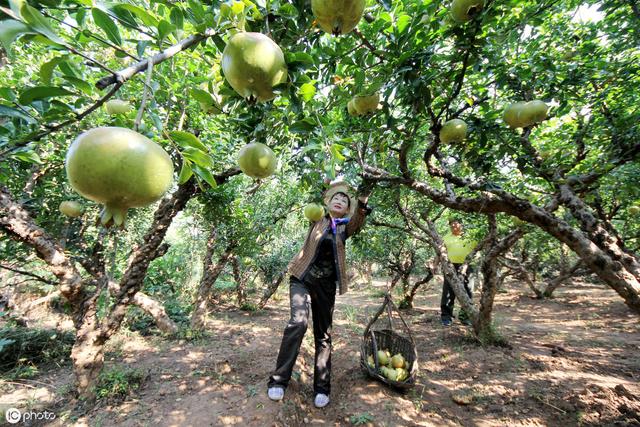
[95,30,216,90]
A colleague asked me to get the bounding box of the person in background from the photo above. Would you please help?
[440,219,477,326]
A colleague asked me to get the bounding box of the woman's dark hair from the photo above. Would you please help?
[332,191,351,208]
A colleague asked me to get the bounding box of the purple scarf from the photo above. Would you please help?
[330,217,350,235]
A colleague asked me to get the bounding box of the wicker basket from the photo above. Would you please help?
[360,294,418,390]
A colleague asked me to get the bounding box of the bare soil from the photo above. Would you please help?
[2,278,639,427]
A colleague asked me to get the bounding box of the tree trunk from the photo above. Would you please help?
[400,269,434,309]
[541,260,584,298]
[257,270,286,309]
[191,242,235,329]
[107,281,177,334]
[475,217,524,342]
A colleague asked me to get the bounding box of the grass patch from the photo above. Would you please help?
[95,366,144,400]
[0,325,74,377]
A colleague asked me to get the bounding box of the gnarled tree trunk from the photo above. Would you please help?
[190,236,236,329]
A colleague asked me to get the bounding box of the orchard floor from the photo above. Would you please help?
[2,277,640,427]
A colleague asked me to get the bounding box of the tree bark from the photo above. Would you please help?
[190,241,236,329]
[541,260,585,298]
[475,217,524,341]
[401,268,434,309]
[257,270,286,309]
[107,281,177,334]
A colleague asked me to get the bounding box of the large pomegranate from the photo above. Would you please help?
[221,32,288,103]
[65,127,174,227]
[237,142,277,178]
[311,0,365,35]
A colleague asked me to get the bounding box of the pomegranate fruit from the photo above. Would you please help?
[59,201,84,218]
[439,119,467,143]
[237,142,277,178]
[222,32,288,103]
[311,0,365,35]
[65,127,174,227]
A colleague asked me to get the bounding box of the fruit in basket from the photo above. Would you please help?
[382,366,398,381]
[376,350,389,366]
[367,355,375,368]
[396,368,409,382]
[391,353,405,369]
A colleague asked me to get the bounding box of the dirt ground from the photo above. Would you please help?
[2,277,639,427]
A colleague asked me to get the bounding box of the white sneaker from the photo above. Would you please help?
[268,387,284,401]
[314,393,330,408]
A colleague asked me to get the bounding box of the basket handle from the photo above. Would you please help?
[385,294,417,353]
[362,293,391,340]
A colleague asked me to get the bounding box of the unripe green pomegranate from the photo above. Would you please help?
[304,203,325,221]
[104,99,132,115]
[353,93,379,114]
[59,200,84,218]
[521,100,548,124]
[439,119,468,143]
[451,0,485,23]
[222,32,288,103]
[311,0,365,35]
[65,127,174,228]
[237,142,277,179]
[377,349,389,366]
[503,102,529,128]
[391,353,406,369]
[629,205,640,215]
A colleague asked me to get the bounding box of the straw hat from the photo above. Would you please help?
[323,181,356,217]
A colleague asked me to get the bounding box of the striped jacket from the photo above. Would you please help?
[288,200,369,294]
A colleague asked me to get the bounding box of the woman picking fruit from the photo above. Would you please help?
[267,180,373,408]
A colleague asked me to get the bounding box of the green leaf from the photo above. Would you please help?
[278,4,299,18]
[112,4,159,27]
[289,117,316,133]
[61,75,92,96]
[75,8,87,26]
[0,88,16,102]
[298,82,316,102]
[157,20,177,42]
[92,8,122,46]
[18,86,74,105]
[137,40,151,57]
[182,147,214,169]
[11,149,42,164]
[0,105,36,123]
[192,164,218,188]
[19,3,64,45]
[396,14,411,33]
[40,56,63,85]
[187,0,206,22]
[330,143,346,162]
[178,160,193,184]
[191,88,214,105]
[169,130,208,151]
[170,7,184,29]
[0,20,34,56]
